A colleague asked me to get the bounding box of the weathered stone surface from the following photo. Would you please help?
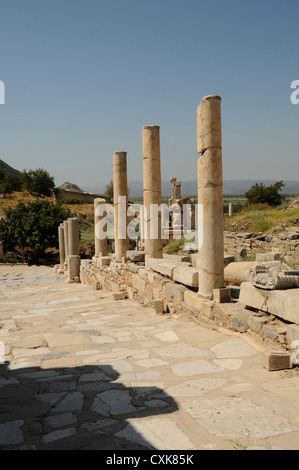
[164,283,185,303]
[262,351,292,371]
[213,287,231,303]
[145,258,176,278]
[183,290,206,310]
[230,305,251,333]
[126,250,145,262]
[173,265,198,287]
[224,261,289,286]
[240,282,299,324]
[239,282,269,311]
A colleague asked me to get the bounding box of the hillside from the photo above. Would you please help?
[0,159,22,179]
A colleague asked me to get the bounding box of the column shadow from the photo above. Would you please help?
[0,361,179,450]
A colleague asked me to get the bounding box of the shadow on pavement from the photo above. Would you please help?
[0,361,179,450]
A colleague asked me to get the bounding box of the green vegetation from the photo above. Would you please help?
[245,180,285,207]
[0,200,72,263]
[22,168,55,197]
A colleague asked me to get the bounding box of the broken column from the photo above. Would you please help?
[229,203,233,217]
[113,151,129,262]
[94,197,108,257]
[67,217,80,282]
[197,95,224,298]
[58,223,65,272]
[142,125,163,259]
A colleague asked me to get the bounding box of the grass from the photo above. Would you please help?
[224,201,299,233]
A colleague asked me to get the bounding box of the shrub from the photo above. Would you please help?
[0,200,72,263]
[22,168,55,197]
[245,181,285,207]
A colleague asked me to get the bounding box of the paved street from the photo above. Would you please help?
[0,265,299,450]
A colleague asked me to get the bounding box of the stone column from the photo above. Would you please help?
[68,217,80,256]
[229,203,233,217]
[63,220,69,261]
[197,95,224,298]
[58,223,65,271]
[142,125,163,259]
[94,198,108,257]
[113,151,129,262]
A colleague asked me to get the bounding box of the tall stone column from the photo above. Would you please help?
[94,198,108,257]
[113,151,129,262]
[58,223,65,270]
[142,125,163,259]
[197,95,224,298]
[64,220,69,261]
[68,217,80,256]
[229,203,233,217]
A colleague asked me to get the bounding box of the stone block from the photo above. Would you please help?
[267,289,299,324]
[213,287,231,303]
[201,300,215,317]
[154,299,164,314]
[239,282,269,311]
[173,265,199,287]
[184,290,206,310]
[68,255,80,283]
[145,258,177,279]
[248,315,268,333]
[256,252,282,262]
[126,250,145,263]
[262,351,292,371]
[164,282,185,304]
[96,256,111,268]
[230,305,251,333]
[286,324,299,343]
[262,325,278,340]
[114,292,125,301]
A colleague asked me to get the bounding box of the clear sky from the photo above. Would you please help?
[0,0,298,192]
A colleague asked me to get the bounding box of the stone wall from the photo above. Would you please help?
[224,230,299,266]
[79,256,299,349]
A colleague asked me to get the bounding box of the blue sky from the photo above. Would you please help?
[0,0,298,192]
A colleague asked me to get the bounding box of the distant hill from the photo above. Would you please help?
[58,182,84,192]
[0,159,22,179]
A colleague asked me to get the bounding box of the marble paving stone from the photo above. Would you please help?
[135,358,169,368]
[210,338,257,359]
[171,360,225,377]
[155,343,208,358]
[0,420,24,446]
[45,413,77,428]
[42,428,76,443]
[115,418,196,450]
[51,392,84,413]
[182,396,297,439]
[166,378,227,396]
[212,358,243,370]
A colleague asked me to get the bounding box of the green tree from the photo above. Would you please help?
[104,179,114,200]
[245,181,285,207]
[22,168,55,197]
[0,175,22,198]
[0,200,72,263]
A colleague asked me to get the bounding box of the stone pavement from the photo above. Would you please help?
[0,265,299,450]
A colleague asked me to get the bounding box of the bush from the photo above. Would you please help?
[0,200,73,263]
[22,168,55,197]
[245,181,285,207]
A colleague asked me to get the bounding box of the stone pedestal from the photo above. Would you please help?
[94,198,108,257]
[142,125,163,259]
[113,151,129,262]
[68,255,80,283]
[197,95,224,298]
